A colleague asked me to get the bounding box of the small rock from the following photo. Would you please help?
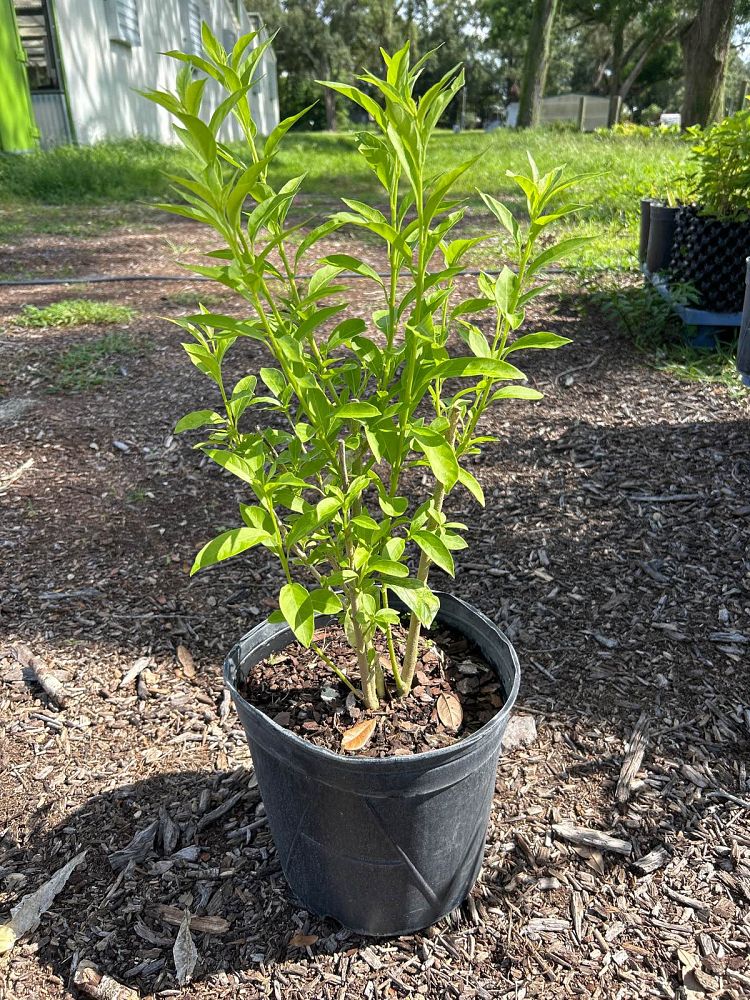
[502,713,537,750]
[593,633,619,649]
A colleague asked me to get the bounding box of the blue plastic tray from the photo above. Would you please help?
[641,264,742,328]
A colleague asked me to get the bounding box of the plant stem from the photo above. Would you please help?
[338,438,379,710]
[381,589,405,696]
[311,642,359,696]
[400,408,460,694]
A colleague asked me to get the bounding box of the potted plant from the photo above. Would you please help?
[643,184,689,274]
[668,107,750,311]
[143,26,587,936]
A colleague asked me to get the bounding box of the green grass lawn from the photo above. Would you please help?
[0,130,688,271]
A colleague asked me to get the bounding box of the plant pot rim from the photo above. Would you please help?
[223,590,521,770]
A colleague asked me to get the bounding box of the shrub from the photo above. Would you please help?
[148,27,587,709]
[687,106,750,219]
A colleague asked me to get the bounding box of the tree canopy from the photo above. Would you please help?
[249,0,750,128]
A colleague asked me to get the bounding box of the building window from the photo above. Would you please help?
[13,0,60,90]
[107,0,141,47]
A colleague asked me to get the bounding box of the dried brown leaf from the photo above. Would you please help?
[436,692,463,731]
[176,644,196,677]
[341,718,377,751]
[289,932,319,948]
[2,850,87,951]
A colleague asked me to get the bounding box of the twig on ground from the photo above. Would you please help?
[552,823,632,855]
[615,712,649,805]
[10,643,68,708]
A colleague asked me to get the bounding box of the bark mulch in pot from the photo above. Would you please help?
[238,623,505,756]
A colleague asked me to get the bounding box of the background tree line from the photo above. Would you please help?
[248,0,750,130]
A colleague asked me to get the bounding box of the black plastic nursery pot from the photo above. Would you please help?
[639,198,655,265]
[670,205,750,312]
[646,203,678,274]
[738,257,750,384]
[224,592,521,937]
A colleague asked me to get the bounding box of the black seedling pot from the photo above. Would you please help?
[670,205,750,312]
[646,203,678,274]
[224,592,521,937]
[738,257,750,384]
[639,198,655,264]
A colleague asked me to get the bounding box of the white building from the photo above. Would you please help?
[3,0,279,150]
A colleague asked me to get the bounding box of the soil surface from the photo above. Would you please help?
[239,623,504,756]
[1,205,750,1000]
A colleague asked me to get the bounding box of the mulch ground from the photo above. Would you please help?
[1,206,749,1000]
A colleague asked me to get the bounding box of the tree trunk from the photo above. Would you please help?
[517,0,559,128]
[323,87,337,131]
[681,0,736,127]
[607,14,625,127]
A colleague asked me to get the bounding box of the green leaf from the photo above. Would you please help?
[412,428,459,490]
[171,115,216,165]
[480,192,520,244]
[384,537,406,561]
[317,81,384,126]
[493,266,517,314]
[286,496,341,548]
[320,254,385,287]
[174,409,224,433]
[334,401,380,421]
[279,582,314,646]
[368,558,409,577]
[527,237,592,276]
[503,332,572,354]
[375,608,402,627]
[206,449,262,485]
[458,323,491,358]
[260,367,286,398]
[435,357,526,382]
[452,297,494,319]
[412,530,455,576]
[456,466,485,506]
[191,526,269,575]
[181,342,220,382]
[489,385,544,402]
[378,494,408,517]
[442,532,468,551]
[386,579,440,628]
[309,588,343,615]
[264,104,315,159]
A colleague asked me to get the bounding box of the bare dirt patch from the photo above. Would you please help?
[1,212,749,1000]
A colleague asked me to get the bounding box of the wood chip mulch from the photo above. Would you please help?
[0,207,749,999]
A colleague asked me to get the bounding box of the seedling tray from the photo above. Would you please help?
[641,264,742,348]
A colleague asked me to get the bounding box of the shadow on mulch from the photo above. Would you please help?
[10,768,358,992]
[7,701,746,998]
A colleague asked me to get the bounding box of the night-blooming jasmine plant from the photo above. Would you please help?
[143,26,588,710]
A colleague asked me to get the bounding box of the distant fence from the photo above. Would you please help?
[505,94,611,131]
[540,94,611,131]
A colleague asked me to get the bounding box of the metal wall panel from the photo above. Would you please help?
[31,90,71,146]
